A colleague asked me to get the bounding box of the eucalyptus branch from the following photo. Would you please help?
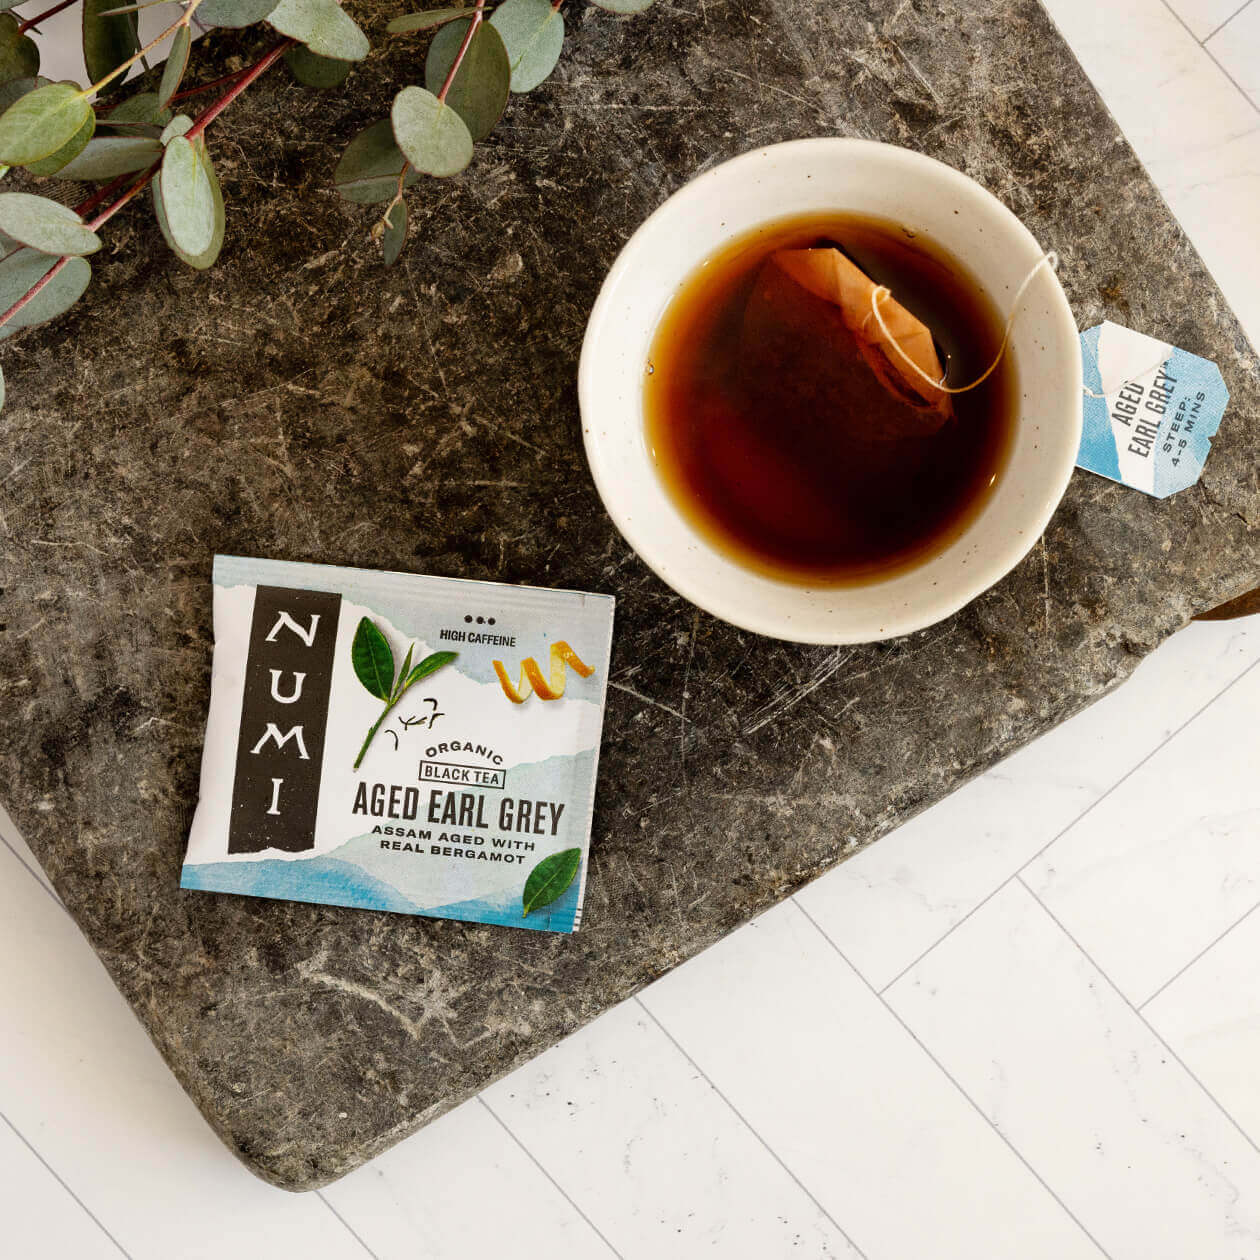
[0,39,290,334]
[0,0,655,408]
[73,167,139,219]
[437,0,486,103]
[167,61,260,106]
[184,38,291,137]
[85,0,204,97]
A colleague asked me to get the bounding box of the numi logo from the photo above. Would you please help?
[228,585,343,855]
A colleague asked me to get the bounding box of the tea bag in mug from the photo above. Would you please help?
[741,247,953,440]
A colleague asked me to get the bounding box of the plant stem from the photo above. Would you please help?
[73,168,137,218]
[0,39,290,334]
[353,698,401,770]
[167,61,258,106]
[17,0,79,34]
[84,0,204,98]
[355,705,388,771]
[437,0,486,102]
[186,39,291,136]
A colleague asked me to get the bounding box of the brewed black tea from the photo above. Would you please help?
[643,213,1016,585]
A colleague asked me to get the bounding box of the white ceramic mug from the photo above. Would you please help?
[578,139,1082,644]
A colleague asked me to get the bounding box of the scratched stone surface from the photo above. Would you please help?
[1,0,1257,1190]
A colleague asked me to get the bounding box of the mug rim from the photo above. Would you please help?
[578,138,1083,643]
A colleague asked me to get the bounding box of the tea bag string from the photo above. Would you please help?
[867,251,1059,395]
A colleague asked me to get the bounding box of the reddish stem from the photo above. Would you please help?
[17,0,78,34]
[0,39,292,333]
[73,169,137,218]
[167,62,257,107]
[186,39,291,137]
[438,0,485,102]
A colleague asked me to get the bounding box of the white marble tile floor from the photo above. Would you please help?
[3,0,1259,1255]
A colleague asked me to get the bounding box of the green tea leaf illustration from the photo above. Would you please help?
[352,639,456,770]
[407,649,457,689]
[351,616,395,701]
[392,642,414,702]
[522,848,581,917]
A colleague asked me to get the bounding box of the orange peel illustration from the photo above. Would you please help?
[493,641,594,704]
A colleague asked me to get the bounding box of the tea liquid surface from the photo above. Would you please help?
[643,213,1016,585]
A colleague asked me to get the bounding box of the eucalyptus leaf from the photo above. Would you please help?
[157,24,190,108]
[0,363,5,412]
[522,848,581,916]
[589,0,654,10]
[159,134,214,256]
[386,7,469,34]
[284,44,352,88]
[25,106,94,175]
[267,0,369,61]
[0,13,38,81]
[423,17,510,142]
[490,0,564,93]
[0,77,48,116]
[197,0,279,27]
[51,134,159,180]
[160,113,192,144]
[82,0,139,88]
[0,193,100,256]
[333,118,420,204]
[0,83,92,166]
[391,86,472,177]
[152,137,223,268]
[0,247,90,338]
[351,616,395,701]
[99,91,171,130]
[382,198,406,266]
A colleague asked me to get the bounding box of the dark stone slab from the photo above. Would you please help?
[1,0,1256,1191]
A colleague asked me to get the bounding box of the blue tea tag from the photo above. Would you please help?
[1076,321,1228,498]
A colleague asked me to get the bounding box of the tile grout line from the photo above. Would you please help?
[1140,899,1260,1011]
[3,813,611,1258]
[0,1108,134,1260]
[476,1095,628,1260]
[872,652,1260,996]
[634,994,871,1260]
[1018,875,1260,1160]
[1161,0,1260,116]
[316,1190,382,1260]
[793,900,1116,1260]
[1201,0,1255,43]
[4,635,1256,1255]
[0,826,383,1260]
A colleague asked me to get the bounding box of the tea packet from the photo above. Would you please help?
[740,248,953,441]
[183,556,615,934]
